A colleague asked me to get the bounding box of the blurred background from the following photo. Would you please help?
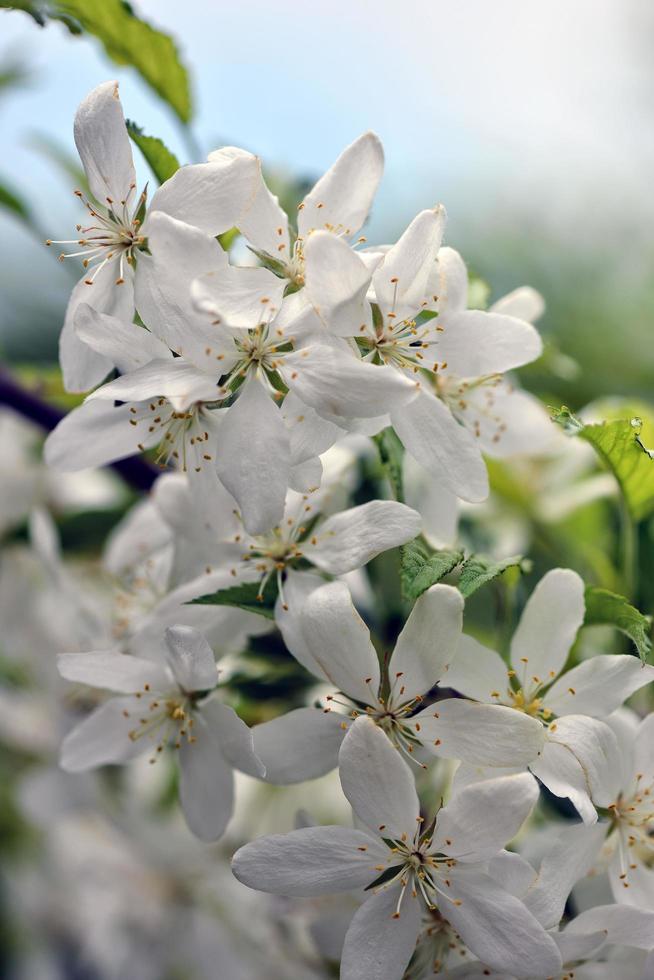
[2,0,654,406]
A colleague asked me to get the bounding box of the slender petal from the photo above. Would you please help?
[544,654,654,718]
[339,717,420,840]
[201,699,264,777]
[298,131,384,240]
[391,391,488,502]
[74,303,171,374]
[409,699,545,767]
[510,568,585,683]
[275,570,332,680]
[373,208,445,322]
[57,651,169,694]
[87,358,221,412]
[304,231,373,336]
[443,634,510,703]
[227,153,290,256]
[74,81,135,205]
[44,400,158,472]
[529,740,598,825]
[432,246,468,314]
[164,625,218,693]
[232,825,385,896]
[300,582,380,704]
[307,500,421,576]
[388,584,463,704]
[215,379,291,535]
[403,454,460,548]
[340,886,422,980]
[252,708,346,784]
[60,697,144,771]
[178,712,234,841]
[490,286,545,322]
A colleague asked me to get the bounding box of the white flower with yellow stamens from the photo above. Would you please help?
[50,80,260,393]
[58,624,264,841]
[252,580,546,785]
[446,568,654,824]
[233,717,562,980]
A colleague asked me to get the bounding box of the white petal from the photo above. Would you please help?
[215,380,290,534]
[73,81,135,206]
[281,390,343,466]
[410,699,545,767]
[523,822,608,929]
[609,848,654,908]
[74,303,171,374]
[443,869,563,979]
[566,903,654,950]
[634,712,654,781]
[44,400,157,471]
[403,454,460,548]
[298,131,384,240]
[470,386,557,459]
[444,634,510,703]
[545,655,654,718]
[58,652,169,694]
[529,740,598,825]
[339,716,420,840]
[232,825,385,896]
[391,391,488,502]
[201,699,264,777]
[340,886,421,980]
[431,772,539,862]
[300,582,380,704]
[275,570,332,680]
[304,231,373,336]
[387,584,463,704]
[60,697,144,771]
[135,211,227,356]
[228,153,290,256]
[191,264,286,329]
[437,309,542,376]
[373,208,445,322]
[285,343,418,419]
[164,625,218,693]
[103,494,172,576]
[252,707,346,784]
[149,148,260,236]
[510,568,585,682]
[60,266,133,392]
[430,246,468,313]
[178,711,234,841]
[554,929,608,965]
[545,714,622,808]
[307,500,421,576]
[87,358,221,411]
[490,286,545,323]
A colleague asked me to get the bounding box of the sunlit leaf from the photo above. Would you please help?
[126,120,179,184]
[584,586,652,662]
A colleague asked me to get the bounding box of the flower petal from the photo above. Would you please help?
[74,303,171,374]
[340,886,421,980]
[58,651,169,694]
[391,390,488,502]
[164,625,218,693]
[431,772,539,862]
[304,231,373,336]
[510,568,585,682]
[232,825,385,897]
[178,711,234,841]
[300,581,380,703]
[565,903,654,950]
[191,264,286,330]
[44,400,158,471]
[339,716,420,840]
[307,500,421,576]
[544,654,654,718]
[73,81,135,205]
[298,131,384,240]
[275,570,331,679]
[437,310,542,376]
[529,740,598,825]
[252,707,346,784]
[387,584,463,704]
[87,358,221,411]
[432,246,468,314]
[490,286,545,323]
[444,634,510,703]
[229,154,290,256]
[149,147,260,236]
[373,208,445,322]
[60,697,144,771]
[410,699,545,767]
[403,454,460,548]
[201,699,264,777]
[545,714,621,808]
[215,379,291,535]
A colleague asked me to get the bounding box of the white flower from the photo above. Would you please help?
[49,81,259,392]
[232,717,562,980]
[58,625,264,840]
[253,580,546,784]
[299,219,543,501]
[446,568,653,823]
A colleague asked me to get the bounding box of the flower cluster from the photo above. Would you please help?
[17,80,654,978]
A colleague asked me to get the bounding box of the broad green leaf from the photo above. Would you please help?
[400,537,463,603]
[458,554,530,598]
[0,178,33,225]
[55,0,193,122]
[373,427,405,502]
[584,586,652,662]
[552,406,654,522]
[126,120,179,184]
[186,578,278,620]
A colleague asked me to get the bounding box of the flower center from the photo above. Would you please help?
[125,684,197,764]
[127,400,216,474]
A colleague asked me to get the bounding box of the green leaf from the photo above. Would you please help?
[126,120,179,184]
[584,586,652,662]
[0,178,33,225]
[186,578,278,620]
[458,554,530,598]
[373,427,405,502]
[55,0,193,122]
[552,406,654,522]
[400,537,463,603]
